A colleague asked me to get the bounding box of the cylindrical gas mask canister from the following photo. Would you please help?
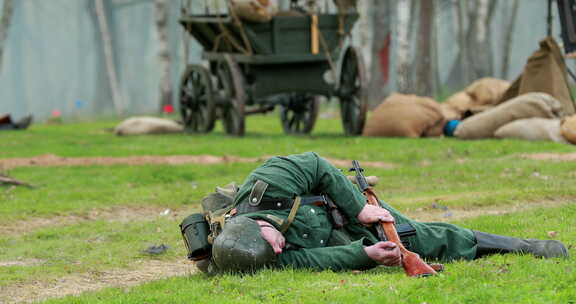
[180,213,211,261]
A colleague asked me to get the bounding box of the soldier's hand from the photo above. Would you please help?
[256,220,285,254]
[356,204,394,225]
[364,241,402,266]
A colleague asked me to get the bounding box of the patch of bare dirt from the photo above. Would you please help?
[0,259,197,304]
[0,154,397,170]
[0,259,44,267]
[0,205,189,237]
[407,199,573,222]
[521,152,576,161]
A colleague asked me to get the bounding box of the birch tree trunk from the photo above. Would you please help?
[396,0,411,93]
[500,0,519,79]
[0,0,14,74]
[446,0,497,88]
[154,0,173,112]
[455,0,470,85]
[468,0,495,79]
[95,0,124,116]
[181,0,192,66]
[367,0,394,106]
[414,0,434,96]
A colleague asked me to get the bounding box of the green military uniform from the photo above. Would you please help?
[233,152,478,271]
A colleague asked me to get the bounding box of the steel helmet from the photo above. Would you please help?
[212,216,276,272]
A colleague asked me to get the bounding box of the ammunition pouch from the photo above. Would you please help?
[180,213,212,261]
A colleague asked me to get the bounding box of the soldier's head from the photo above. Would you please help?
[211,216,279,273]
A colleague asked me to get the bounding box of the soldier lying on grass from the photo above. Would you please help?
[184,152,568,274]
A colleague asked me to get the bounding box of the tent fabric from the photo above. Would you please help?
[498,37,576,116]
[362,93,445,138]
[454,92,564,139]
[494,118,568,144]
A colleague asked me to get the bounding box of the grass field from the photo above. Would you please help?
[0,113,575,303]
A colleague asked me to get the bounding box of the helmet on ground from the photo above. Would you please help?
[212,216,276,272]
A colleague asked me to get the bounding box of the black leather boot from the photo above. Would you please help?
[473,231,569,259]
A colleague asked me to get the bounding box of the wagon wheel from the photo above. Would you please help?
[179,64,216,133]
[279,94,321,135]
[338,47,368,136]
[217,55,246,136]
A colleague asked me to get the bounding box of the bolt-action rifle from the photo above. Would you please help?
[350,160,438,277]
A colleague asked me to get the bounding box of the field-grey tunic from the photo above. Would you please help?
[234,152,477,271]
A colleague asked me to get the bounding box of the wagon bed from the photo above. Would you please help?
[180,13,358,60]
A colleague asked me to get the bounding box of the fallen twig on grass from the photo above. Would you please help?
[0,174,33,188]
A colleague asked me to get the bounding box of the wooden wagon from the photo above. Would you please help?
[179,1,367,136]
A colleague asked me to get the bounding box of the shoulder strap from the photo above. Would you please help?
[248,180,268,206]
[279,196,301,233]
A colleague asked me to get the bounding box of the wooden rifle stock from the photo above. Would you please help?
[364,188,437,277]
[351,160,437,277]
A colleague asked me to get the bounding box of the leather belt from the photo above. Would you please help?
[236,195,326,214]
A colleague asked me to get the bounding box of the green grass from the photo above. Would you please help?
[0,217,185,286]
[0,164,251,221]
[0,114,575,303]
[44,205,576,304]
[2,153,575,222]
[1,115,573,162]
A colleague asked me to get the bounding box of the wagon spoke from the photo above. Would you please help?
[217,56,246,136]
[279,94,319,135]
[179,65,216,133]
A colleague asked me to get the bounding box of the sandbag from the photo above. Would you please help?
[499,37,575,115]
[454,93,564,139]
[230,0,278,23]
[441,78,509,120]
[114,117,184,136]
[561,115,576,144]
[464,78,510,107]
[362,93,446,138]
[442,92,472,120]
[440,103,462,121]
[494,118,568,143]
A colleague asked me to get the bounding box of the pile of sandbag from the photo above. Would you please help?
[362,93,446,138]
[114,117,183,136]
[499,37,576,116]
[230,0,278,23]
[451,37,576,144]
[454,93,565,140]
[440,78,510,120]
[361,36,576,145]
